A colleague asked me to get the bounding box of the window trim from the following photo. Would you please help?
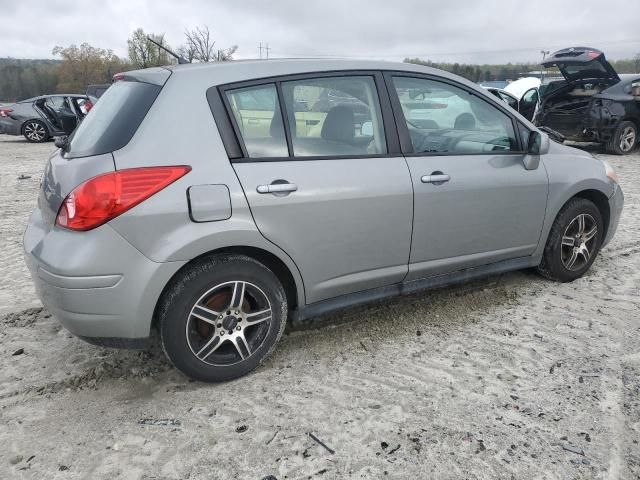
[382,71,527,157]
[207,70,401,162]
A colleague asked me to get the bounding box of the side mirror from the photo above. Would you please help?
[523,131,549,170]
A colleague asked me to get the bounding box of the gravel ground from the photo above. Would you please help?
[0,135,639,479]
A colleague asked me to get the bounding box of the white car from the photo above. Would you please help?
[484,77,542,121]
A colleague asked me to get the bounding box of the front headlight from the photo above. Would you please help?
[602,160,619,184]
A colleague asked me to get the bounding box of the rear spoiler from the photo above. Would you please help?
[112,67,171,86]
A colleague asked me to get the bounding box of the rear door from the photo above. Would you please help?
[222,73,414,304]
[387,73,548,280]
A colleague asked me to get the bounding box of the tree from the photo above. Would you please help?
[184,26,215,62]
[127,28,171,68]
[52,43,125,91]
[180,26,237,63]
[215,45,238,62]
[0,59,60,101]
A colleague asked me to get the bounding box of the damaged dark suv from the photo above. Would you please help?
[535,47,640,155]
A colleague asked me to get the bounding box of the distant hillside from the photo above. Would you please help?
[0,58,61,65]
[0,58,61,102]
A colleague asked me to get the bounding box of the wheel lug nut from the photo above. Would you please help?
[220,331,225,336]
[236,326,241,331]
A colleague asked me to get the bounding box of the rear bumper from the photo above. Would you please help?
[603,183,624,247]
[23,207,185,344]
[0,118,21,136]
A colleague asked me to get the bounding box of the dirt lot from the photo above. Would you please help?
[0,135,638,479]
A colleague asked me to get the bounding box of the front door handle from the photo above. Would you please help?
[256,182,298,194]
[421,173,451,184]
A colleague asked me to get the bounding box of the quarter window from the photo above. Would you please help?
[281,76,387,157]
[225,84,288,158]
[392,76,518,154]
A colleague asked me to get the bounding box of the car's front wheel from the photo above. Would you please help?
[159,255,287,382]
[607,120,637,155]
[537,198,603,282]
[22,120,49,143]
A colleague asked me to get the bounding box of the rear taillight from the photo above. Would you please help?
[0,108,12,117]
[55,166,191,231]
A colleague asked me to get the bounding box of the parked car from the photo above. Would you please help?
[536,47,640,154]
[86,84,111,99]
[24,60,624,382]
[0,94,93,142]
[484,77,543,121]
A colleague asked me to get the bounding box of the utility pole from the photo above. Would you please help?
[258,42,271,60]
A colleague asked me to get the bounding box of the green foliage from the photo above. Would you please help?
[0,58,60,101]
[128,28,173,68]
[52,43,128,92]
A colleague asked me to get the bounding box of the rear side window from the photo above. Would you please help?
[66,81,161,159]
[225,84,288,158]
[281,76,387,157]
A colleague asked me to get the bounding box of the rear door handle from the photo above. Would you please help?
[421,173,451,184]
[257,183,298,194]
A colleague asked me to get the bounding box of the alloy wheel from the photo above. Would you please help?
[185,280,272,366]
[24,122,46,141]
[560,213,598,271]
[619,125,636,152]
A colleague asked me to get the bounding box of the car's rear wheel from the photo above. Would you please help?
[22,120,49,143]
[606,120,637,155]
[536,198,603,282]
[158,255,287,382]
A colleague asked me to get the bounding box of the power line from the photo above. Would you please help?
[269,38,640,60]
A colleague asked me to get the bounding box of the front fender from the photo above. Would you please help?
[533,145,614,259]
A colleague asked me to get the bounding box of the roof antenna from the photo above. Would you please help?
[146,36,189,64]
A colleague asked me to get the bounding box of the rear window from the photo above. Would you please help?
[65,81,161,159]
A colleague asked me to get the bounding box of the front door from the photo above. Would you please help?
[388,75,548,280]
[518,88,539,121]
[225,75,414,304]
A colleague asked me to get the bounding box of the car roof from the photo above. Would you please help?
[30,94,87,100]
[162,58,482,90]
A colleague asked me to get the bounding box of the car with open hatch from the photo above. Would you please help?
[535,46,640,154]
[24,59,624,382]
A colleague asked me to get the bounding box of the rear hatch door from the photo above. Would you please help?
[37,68,170,228]
[541,47,620,83]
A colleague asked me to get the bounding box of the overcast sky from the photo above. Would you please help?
[1,0,639,64]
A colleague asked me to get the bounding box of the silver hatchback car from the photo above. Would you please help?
[24,60,624,382]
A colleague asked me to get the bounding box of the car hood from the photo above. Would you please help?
[541,47,620,83]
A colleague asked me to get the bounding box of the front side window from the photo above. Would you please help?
[392,76,518,154]
[226,84,288,158]
[281,76,387,157]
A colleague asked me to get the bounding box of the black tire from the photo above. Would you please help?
[22,120,49,143]
[537,198,604,282]
[158,255,287,382]
[606,120,637,155]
